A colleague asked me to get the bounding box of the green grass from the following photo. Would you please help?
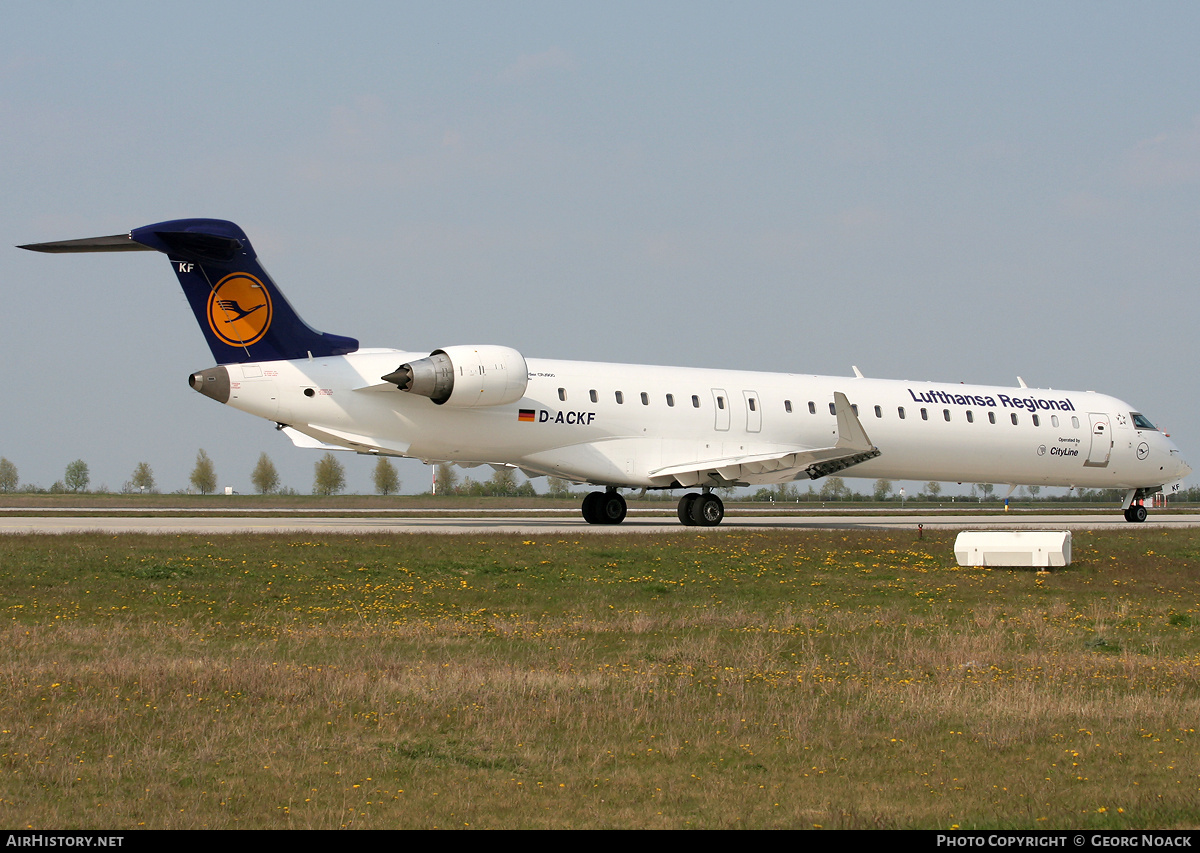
[1,529,1198,829]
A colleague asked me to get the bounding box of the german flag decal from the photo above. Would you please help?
[518,409,536,422]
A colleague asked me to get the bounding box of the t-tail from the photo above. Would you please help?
[19,218,358,365]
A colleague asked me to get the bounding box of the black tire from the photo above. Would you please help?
[1130,504,1147,523]
[690,493,725,526]
[581,491,604,524]
[678,493,699,525]
[600,491,627,524]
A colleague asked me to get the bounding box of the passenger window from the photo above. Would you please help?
[808,401,816,414]
[640,392,649,405]
[558,388,566,401]
[851,404,858,415]
[589,389,598,403]
[874,405,882,418]
[1032,414,1040,427]
[1071,416,1080,429]
[1011,413,1019,425]
[1051,415,1059,427]
[784,400,793,413]
[749,398,757,412]
[966,411,974,423]
[615,391,624,404]
[943,409,951,422]
[829,402,836,416]
[692,395,700,408]
[666,394,675,407]
[988,412,996,424]
[717,396,725,410]
[898,407,906,419]
[921,408,928,421]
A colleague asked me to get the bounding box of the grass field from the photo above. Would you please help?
[1,529,1197,829]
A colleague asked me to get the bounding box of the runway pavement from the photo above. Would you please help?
[2,512,1197,535]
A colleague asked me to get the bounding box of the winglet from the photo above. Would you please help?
[832,391,873,451]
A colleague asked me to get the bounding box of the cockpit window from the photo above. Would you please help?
[1131,412,1157,431]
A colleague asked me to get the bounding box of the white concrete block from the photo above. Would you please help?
[954,531,1071,568]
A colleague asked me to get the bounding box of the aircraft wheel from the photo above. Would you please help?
[690,493,725,527]
[678,493,700,526]
[581,491,605,524]
[1129,504,1148,523]
[600,491,627,524]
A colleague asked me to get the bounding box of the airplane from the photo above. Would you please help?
[20,218,1191,525]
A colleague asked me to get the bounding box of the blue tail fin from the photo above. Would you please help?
[20,218,359,364]
[129,219,358,364]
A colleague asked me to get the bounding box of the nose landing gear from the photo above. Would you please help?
[1123,503,1148,523]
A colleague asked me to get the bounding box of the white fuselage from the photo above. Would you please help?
[221,349,1190,491]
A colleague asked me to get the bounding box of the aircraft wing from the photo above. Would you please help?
[649,392,880,487]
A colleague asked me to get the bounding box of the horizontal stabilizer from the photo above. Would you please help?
[18,234,153,253]
[281,426,347,452]
[281,425,411,456]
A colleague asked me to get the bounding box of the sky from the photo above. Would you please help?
[3,1,1199,497]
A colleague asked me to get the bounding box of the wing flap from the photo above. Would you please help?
[649,391,880,487]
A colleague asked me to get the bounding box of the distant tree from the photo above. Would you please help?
[313,453,346,496]
[488,467,518,496]
[775,482,796,502]
[925,481,942,499]
[515,480,537,497]
[546,476,573,498]
[190,449,217,495]
[251,453,279,495]
[980,483,995,500]
[129,462,156,493]
[873,478,893,501]
[435,462,458,496]
[64,459,90,493]
[1028,485,1041,499]
[373,457,400,495]
[0,458,17,493]
[819,476,848,501]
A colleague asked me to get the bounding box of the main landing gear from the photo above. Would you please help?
[581,489,627,525]
[1124,503,1148,523]
[677,490,724,527]
[579,488,727,526]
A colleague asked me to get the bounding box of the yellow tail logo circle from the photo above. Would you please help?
[206,273,273,347]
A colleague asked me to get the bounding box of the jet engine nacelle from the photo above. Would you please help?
[382,345,529,408]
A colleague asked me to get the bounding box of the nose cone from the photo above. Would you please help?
[1162,433,1191,481]
[190,365,230,404]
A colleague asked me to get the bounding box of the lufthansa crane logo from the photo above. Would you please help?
[206,273,273,347]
